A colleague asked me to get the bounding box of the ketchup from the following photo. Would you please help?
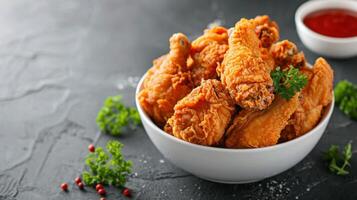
[303,9,357,38]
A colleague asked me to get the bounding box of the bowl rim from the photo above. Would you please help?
[295,0,357,43]
[135,72,334,153]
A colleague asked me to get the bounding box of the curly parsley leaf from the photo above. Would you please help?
[271,66,308,100]
[324,142,353,176]
[334,80,357,120]
[82,140,132,187]
[96,95,141,136]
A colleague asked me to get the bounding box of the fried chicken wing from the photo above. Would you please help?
[190,26,229,86]
[225,94,299,148]
[280,58,334,141]
[165,79,235,146]
[138,33,193,127]
[270,40,306,69]
[217,18,274,110]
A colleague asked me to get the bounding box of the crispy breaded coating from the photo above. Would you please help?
[165,79,235,146]
[253,15,280,71]
[225,94,299,148]
[254,15,280,48]
[217,18,274,110]
[280,58,334,141]
[138,33,194,127]
[270,40,306,69]
[190,26,229,86]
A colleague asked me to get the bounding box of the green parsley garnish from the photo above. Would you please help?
[324,142,352,176]
[334,80,357,120]
[82,140,132,187]
[271,66,308,100]
[96,95,141,136]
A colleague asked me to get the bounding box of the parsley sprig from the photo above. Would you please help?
[96,95,141,136]
[334,80,357,120]
[324,142,353,176]
[83,140,132,187]
[271,66,307,100]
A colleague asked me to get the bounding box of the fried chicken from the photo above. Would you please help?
[270,40,306,69]
[217,18,274,110]
[254,15,280,49]
[165,79,235,146]
[138,33,193,127]
[280,58,334,141]
[225,94,299,148]
[253,15,280,71]
[190,26,229,86]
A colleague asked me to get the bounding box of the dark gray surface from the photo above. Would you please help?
[1,0,357,199]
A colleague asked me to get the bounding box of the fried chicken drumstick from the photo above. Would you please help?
[138,33,193,127]
[218,18,275,110]
[165,79,235,146]
[190,26,229,86]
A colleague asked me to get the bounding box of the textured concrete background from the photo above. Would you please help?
[0,0,357,199]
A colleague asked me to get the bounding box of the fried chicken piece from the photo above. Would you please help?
[190,26,229,86]
[165,79,235,146]
[217,18,274,110]
[138,33,193,127]
[225,94,299,148]
[254,15,280,48]
[280,58,334,141]
[270,40,306,69]
[253,15,280,71]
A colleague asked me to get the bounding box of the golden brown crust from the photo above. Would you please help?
[270,40,306,69]
[225,95,299,148]
[280,58,334,141]
[166,79,235,146]
[217,18,274,110]
[253,15,279,71]
[190,26,229,86]
[254,15,280,49]
[138,33,194,127]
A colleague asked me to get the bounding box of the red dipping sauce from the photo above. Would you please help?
[303,9,357,38]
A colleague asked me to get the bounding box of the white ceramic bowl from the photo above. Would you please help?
[295,0,357,58]
[135,75,334,184]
